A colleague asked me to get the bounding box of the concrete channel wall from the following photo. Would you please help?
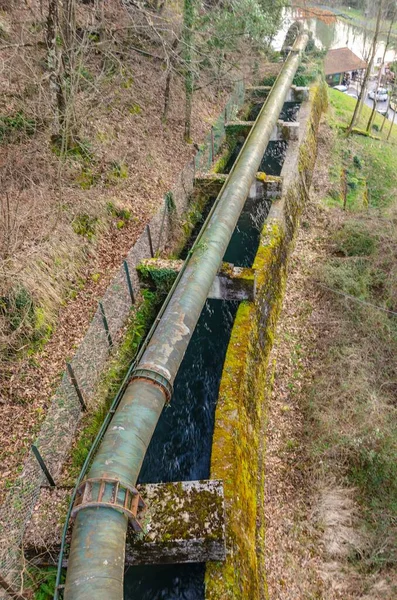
[205,79,328,600]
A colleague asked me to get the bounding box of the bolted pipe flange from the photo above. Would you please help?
[130,367,173,404]
[72,477,146,532]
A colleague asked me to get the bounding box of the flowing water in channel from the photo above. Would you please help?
[124,299,238,598]
[124,104,292,599]
[223,140,287,267]
[247,101,300,122]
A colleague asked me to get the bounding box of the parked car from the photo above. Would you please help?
[334,84,348,92]
[346,91,359,99]
[368,87,389,102]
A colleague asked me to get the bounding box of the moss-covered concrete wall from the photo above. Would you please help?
[205,79,328,599]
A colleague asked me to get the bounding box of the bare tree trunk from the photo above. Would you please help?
[342,168,348,211]
[94,0,105,41]
[47,0,63,137]
[387,93,397,139]
[60,0,77,148]
[162,37,179,122]
[183,0,195,142]
[61,0,76,52]
[215,49,225,98]
[366,12,394,132]
[347,0,384,135]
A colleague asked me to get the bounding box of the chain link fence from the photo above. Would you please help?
[0,79,246,598]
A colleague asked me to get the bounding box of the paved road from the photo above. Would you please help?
[347,79,396,123]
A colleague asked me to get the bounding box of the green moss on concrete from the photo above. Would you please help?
[136,260,179,295]
[130,484,224,546]
[206,301,260,599]
[206,79,327,600]
[171,190,214,258]
[212,133,242,174]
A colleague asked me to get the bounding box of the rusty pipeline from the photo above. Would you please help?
[64,28,309,600]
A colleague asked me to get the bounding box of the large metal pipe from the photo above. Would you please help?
[64,30,308,600]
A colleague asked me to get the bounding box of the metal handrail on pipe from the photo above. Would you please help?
[63,29,308,600]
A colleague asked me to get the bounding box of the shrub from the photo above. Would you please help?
[72,213,98,239]
[333,222,376,257]
[0,112,37,143]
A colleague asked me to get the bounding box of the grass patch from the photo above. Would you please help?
[328,87,397,144]
[325,91,397,211]
[51,136,94,162]
[0,287,53,358]
[333,221,377,257]
[0,112,38,143]
[72,213,98,239]
[105,161,129,185]
[307,86,397,573]
[22,565,64,600]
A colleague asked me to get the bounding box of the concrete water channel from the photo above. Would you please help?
[123,102,291,599]
[34,28,329,600]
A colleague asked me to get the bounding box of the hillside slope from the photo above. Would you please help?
[264,89,397,598]
[0,0,265,498]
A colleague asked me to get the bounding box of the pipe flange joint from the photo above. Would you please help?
[71,477,146,532]
[130,367,173,404]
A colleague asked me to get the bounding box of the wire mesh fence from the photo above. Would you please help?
[0,80,246,598]
[195,80,245,172]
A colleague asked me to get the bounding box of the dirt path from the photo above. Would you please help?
[264,195,329,599]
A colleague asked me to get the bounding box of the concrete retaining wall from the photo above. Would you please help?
[205,79,328,600]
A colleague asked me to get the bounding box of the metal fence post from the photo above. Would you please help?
[211,126,215,160]
[66,363,87,411]
[99,302,113,347]
[31,445,56,487]
[123,260,135,305]
[146,224,154,258]
[208,133,213,169]
[157,201,168,255]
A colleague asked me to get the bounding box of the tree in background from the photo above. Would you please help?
[183,0,196,141]
[46,0,84,150]
[182,0,286,140]
[346,0,384,135]
[366,0,396,132]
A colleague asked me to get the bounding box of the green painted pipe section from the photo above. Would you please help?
[64,30,308,600]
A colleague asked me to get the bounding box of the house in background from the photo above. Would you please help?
[324,47,368,87]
